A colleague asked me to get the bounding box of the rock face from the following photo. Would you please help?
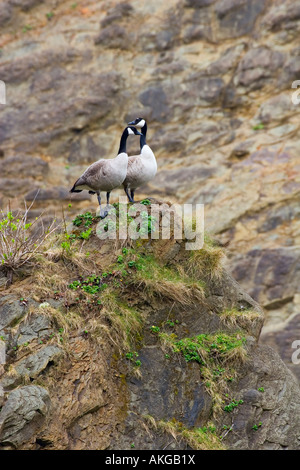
[0,386,51,448]
[0,0,299,418]
[0,202,300,450]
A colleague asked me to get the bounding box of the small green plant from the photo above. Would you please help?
[61,230,77,254]
[138,211,156,235]
[223,399,243,413]
[58,328,64,343]
[22,24,33,33]
[126,351,141,368]
[150,325,160,333]
[252,422,262,431]
[127,260,136,268]
[73,212,97,228]
[46,12,54,19]
[258,387,264,392]
[69,275,108,303]
[140,199,151,206]
[79,228,92,240]
[253,123,264,130]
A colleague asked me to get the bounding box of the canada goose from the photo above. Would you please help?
[123,118,157,203]
[70,126,142,218]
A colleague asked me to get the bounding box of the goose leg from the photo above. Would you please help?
[130,189,135,203]
[97,192,108,219]
[124,186,134,203]
[104,192,111,217]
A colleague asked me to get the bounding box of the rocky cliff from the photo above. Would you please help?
[0,200,300,450]
[0,0,299,381]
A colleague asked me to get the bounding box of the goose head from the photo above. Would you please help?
[127,125,143,136]
[128,117,146,129]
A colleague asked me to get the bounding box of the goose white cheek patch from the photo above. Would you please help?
[137,119,145,128]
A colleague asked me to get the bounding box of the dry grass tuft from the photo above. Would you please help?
[185,243,225,282]
[143,415,225,450]
[124,253,206,306]
[0,203,58,286]
[219,307,262,332]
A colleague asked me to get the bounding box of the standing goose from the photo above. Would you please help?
[70,126,142,218]
[123,118,157,203]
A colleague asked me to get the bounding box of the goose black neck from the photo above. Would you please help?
[140,122,147,149]
[118,129,130,154]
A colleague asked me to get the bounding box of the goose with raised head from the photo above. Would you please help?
[123,118,157,203]
[70,126,142,218]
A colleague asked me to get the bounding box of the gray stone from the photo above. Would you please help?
[236,47,285,90]
[0,295,27,331]
[187,76,225,105]
[1,345,63,389]
[0,385,51,447]
[206,44,246,75]
[9,0,40,10]
[100,2,134,27]
[184,0,216,7]
[0,155,49,179]
[256,93,295,124]
[15,314,54,346]
[215,0,266,39]
[94,25,129,49]
[262,3,300,33]
[230,247,300,306]
[225,344,300,450]
[139,86,171,123]
[0,2,12,26]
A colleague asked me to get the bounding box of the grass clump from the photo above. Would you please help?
[185,239,225,282]
[0,205,57,286]
[117,249,206,306]
[144,416,225,450]
[219,307,261,333]
[155,330,247,416]
[96,289,143,352]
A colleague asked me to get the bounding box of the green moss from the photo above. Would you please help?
[164,332,246,364]
[156,331,247,416]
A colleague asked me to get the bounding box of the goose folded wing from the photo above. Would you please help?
[127,156,144,176]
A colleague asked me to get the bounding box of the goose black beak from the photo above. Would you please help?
[128,120,136,126]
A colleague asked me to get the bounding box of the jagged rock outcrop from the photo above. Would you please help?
[0,200,299,450]
[0,385,51,449]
